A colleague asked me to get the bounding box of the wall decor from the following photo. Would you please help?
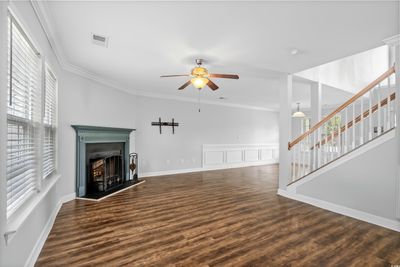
[151,117,179,134]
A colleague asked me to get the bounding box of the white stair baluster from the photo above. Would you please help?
[338,116,342,157]
[369,90,373,140]
[301,140,306,176]
[292,145,296,181]
[317,128,321,168]
[378,83,382,136]
[307,134,312,173]
[330,130,334,161]
[313,131,317,171]
[360,97,364,144]
[344,107,348,153]
[324,130,328,165]
[352,103,356,149]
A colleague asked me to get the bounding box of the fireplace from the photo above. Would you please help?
[72,125,136,199]
[87,142,124,193]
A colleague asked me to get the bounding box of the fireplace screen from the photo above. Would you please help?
[86,142,125,194]
[90,154,123,192]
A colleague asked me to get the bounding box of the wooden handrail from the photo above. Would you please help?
[288,66,395,150]
[311,92,396,149]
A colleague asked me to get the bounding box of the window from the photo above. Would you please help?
[325,115,341,136]
[301,117,311,133]
[6,12,58,219]
[43,66,57,179]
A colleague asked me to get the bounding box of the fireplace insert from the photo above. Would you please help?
[86,143,125,196]
[90,152,123,192]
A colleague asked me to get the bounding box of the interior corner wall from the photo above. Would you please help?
[135,96,279,174]
[57,71,137,199]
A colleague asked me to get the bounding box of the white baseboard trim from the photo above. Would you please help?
[140,161,278,178]
[25,192,76,267]
[277,189,400,232]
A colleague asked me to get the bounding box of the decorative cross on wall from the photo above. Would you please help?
[151,118,179,134]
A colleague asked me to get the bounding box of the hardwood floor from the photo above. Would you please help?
[36,165,400,266]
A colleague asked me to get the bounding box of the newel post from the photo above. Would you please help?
[384,34,400,219]
[278,74,293,190]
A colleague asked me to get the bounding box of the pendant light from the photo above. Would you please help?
[292,102,306,118]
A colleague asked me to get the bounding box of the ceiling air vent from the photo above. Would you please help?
[92,33,109,47]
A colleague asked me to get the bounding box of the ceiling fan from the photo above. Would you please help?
[160,59,239,91]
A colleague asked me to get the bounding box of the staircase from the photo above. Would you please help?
[288,66,396,185]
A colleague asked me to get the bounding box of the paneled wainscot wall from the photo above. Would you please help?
[203,144,279,169]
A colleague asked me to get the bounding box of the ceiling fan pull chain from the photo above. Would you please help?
[198,89,201,112]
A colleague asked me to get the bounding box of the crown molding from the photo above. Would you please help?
[30,0,67,67]
[383,34,400,47]
[135,90,277,112]
[29,0,278,113]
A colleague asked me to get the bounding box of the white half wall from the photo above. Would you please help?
[135,96,279,175]
[294,132,398,222]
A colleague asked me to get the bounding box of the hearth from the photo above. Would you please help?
[72,125,137,199]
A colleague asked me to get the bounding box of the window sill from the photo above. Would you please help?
[4,173,61,245]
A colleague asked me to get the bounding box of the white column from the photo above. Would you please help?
[279,74,293,190]
[395,41,400,219]
[310,81,322,126]
[384,34,400,219]
[0,0,9,263]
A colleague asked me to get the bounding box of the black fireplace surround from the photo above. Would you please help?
[72,125,135,198]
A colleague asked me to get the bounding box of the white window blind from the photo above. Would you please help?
[43,66,57,179]
[6,13,41,217]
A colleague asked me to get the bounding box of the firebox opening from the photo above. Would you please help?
[86,142,126,197]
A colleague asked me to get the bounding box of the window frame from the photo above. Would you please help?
[42,63,58,180]
[4,7,59,229]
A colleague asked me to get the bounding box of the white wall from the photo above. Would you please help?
[135,96,279,174]
[296,134,398,220]
[296,45,389,94]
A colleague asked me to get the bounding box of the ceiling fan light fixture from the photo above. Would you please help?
[191,67,208,77]
[191,77,209,89]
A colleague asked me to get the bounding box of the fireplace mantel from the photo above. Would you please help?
[72,125,135,197]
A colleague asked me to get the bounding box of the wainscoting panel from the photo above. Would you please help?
[244,149,259,162]
[203,151,225,165]
[203,144,279,169]
[226,150,243,163]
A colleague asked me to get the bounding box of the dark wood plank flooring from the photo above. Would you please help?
[36,165,400,266]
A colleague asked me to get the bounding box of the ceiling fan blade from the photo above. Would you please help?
[160,74,189,78]
[178,80,192,90]
[207,79,219,91]
[209,74,239,79]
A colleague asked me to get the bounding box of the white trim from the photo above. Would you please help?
[383,34,400,47]
[288,129,395,190]
[140,162,278,178]
[277,189,400,232]
[24,192,75,267]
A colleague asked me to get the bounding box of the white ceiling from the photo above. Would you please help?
[41,1,398,110]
